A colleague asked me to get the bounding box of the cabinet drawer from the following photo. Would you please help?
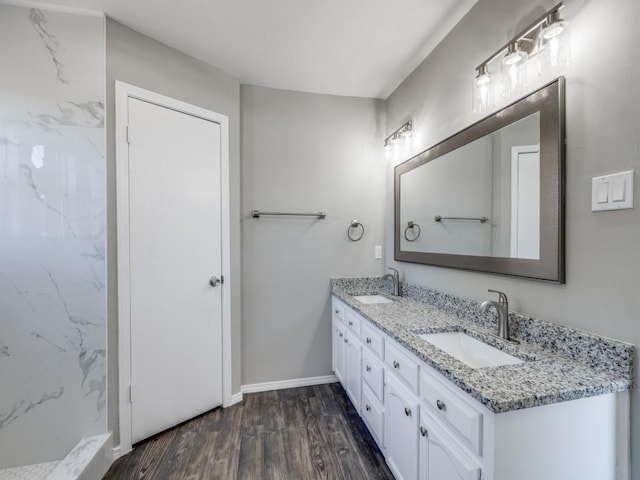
[421,368,483,456]
[362,349,384,403]
[385,340,419,394]
[332,297,346,323]
[345,309,361,337]
[361,321,384,360]
[362,384,384,448]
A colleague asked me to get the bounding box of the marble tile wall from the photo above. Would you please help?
[0,5,106,468]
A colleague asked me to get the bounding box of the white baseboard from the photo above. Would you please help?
[225,391,243,407]
[112,445,127,460]
[242,374,338,394]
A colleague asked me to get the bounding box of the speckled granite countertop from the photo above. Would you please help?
[331,278,634,414]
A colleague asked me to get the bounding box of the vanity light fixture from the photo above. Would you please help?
[471,2,569,111]
[383,120,412,150]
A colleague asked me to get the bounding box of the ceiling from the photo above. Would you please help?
[31,0,478,99]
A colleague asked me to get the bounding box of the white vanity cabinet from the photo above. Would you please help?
[330,296,627,480]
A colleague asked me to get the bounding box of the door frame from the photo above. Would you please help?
[115,81,232,454]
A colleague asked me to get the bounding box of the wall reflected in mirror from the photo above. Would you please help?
[400,112,540,259]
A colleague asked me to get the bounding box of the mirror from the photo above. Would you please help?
[395,78,565,283]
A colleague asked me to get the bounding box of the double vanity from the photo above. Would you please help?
[331,277,633,480]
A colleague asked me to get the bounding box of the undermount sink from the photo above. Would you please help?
[417,332,524,369]
[353,295,393,305]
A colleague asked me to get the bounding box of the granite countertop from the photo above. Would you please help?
[331,279,633,414]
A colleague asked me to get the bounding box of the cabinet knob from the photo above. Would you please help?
[404,407,411,417]
[339,333,343,338]
[393,360,400,369]
[365,404,371,412]
[366,365,371,372]
[335,309,339,314]
[436,399,446,411]
[420,426,428,437]
[366,337,372,344]
[348,321,353,326]
[344,338,348,344]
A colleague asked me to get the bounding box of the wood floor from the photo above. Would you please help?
[104,383,394,479]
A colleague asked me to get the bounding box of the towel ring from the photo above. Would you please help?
[347,220,365,242]
[404,221,421,242]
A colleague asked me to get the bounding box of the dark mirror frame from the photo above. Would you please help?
[394,77,565,283]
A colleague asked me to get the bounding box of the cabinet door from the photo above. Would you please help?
[385,375,420,480]
[420,410,481,480]
[345,334,362,410]
[334,321,346,385]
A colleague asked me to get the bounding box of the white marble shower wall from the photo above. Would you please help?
[0,5,106,468]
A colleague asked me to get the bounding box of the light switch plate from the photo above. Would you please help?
[592,170,634,211]
[374,245,382,259]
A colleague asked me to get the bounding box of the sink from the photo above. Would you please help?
[353,295,393,305]
[417,332,523,368]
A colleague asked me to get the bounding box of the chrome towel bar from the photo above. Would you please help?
[251,210,326,219]
[435,215,489,224]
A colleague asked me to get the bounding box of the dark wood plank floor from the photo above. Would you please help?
[104,383,394,479]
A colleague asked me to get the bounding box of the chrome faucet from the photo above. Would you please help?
[383,267,401,296]
[480,289,510,340]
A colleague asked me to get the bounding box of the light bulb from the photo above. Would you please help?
[390,133,402,145]
[501,42,527,98]
[473,65,493,113]
[400,126,412,138]
[539,11,571,76]
[383,141,392,151]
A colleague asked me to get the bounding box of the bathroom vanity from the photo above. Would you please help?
[331,278,633,480]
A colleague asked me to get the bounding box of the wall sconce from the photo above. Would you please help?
[472,2,570,112]
[384,120,412,150]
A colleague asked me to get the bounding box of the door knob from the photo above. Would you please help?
[209,276,222,287]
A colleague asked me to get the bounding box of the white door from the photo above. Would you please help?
[127,97,223,443]
[510,145,540,259]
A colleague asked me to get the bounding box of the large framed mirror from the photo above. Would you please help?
[394,78,565,283]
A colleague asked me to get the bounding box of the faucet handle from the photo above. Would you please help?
[487,289,508,304]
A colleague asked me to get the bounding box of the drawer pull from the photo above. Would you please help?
[393,360,400,369]
[366,337,372,344]
[348,321,353,326]
[365,365,371,372]
[365,404,371,412]
[436,399,446,411]
[339,333,343,338]
[344,338,348,344]
[420,426,428,437]
[335,309,340,314]
[404,407,412,417]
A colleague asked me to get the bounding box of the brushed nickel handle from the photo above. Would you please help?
[366,337,372,344]
[393,361,400,369]
[404,407,411,417]
[420,426,428,437]
[436,399,446,411]
[366,365,371,372]
[365,405,371,412]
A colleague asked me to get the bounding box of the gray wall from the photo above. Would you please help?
[385,0,640,475]
[105,19,242,444]
[240,85,385,385]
